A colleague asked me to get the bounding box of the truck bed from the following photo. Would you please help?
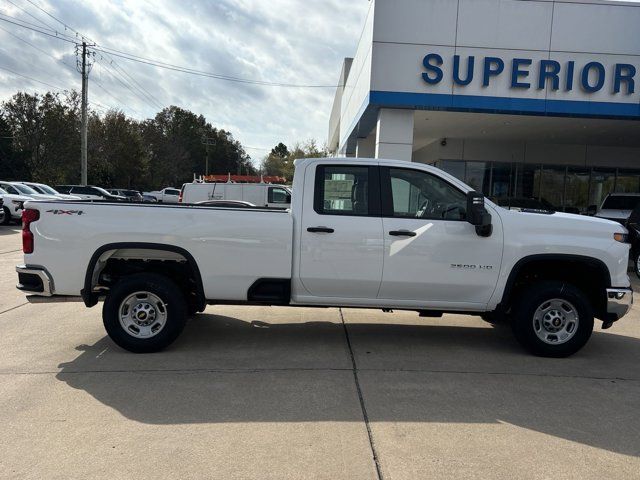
[24,201,293,300]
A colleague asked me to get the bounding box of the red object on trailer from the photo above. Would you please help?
[202,174,287,184]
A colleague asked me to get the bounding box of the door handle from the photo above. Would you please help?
[307,226,335,233]
[389,230,416,237]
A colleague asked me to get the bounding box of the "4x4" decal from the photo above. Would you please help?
[46,209,85,215]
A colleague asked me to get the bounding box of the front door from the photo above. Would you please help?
[298,164,384,299]
[377,166,503,307]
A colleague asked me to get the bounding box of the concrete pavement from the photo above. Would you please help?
[0,228,639,479]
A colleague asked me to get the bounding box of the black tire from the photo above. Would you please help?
[103,273,187,353]
[1,207,11,226]
[512,281,594,357]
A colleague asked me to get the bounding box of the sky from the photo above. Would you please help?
[0,0,370,163]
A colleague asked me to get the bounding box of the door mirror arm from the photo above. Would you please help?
[466,191,492,237]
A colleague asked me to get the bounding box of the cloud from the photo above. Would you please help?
[0,0,369,163]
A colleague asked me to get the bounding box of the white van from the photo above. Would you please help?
[180,182,292,208]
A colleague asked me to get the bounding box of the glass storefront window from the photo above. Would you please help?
[428,160,640,213]
[615,169,640,194]
[540,165,566,209]
[589,168,616,209]
[513,163,538,199]
[565,167,590,213]
[490,162,514,199]
[438,160,465,182]
[465,161,491,196]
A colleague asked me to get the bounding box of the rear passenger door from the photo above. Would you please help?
[298,163,384,299]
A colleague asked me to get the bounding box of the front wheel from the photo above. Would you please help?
[103,273,188,353]
[512,281,593,357]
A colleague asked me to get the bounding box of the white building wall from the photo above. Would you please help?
[369,0,640,108]
[337,2,375,152]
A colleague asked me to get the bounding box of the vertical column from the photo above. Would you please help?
[356,134,376,158]
[375,108,414,161]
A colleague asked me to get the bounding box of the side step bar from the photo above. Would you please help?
[26,295,83,303]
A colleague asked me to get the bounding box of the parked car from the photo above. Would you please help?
[55,185,127,202]
[20,182,81,200]
[108,189,143,202]
[16,157,632,358]
[196,200,256,208]
[594,193,640,224]
[0,195,3,224]
[144,187,181,203]
[141,194,158,203]
[0,186,30,225]
[181,182,291,208]
[0,181,59,201]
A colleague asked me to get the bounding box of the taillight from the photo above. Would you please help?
[22,209,40,254]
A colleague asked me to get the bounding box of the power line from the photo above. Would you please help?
[0,22,75,71]
[3,0,58,32]
[8,2,165,110]
[95,54,163,111]
[93,47,337,88]
[0,5,338,88]
[0,14,75,42]
[0,64,65,90]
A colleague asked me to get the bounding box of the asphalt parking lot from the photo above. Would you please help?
[1,226,640,479]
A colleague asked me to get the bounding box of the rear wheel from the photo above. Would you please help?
[103,273,187,353]
[512,281,593,357]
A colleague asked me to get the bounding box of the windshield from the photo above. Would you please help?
[602,196,640,210]
[12,183,39,195]
[0,187,7,195]
[34,184,60,195]
[94,187,114,196]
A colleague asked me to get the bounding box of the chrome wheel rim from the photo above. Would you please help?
[635,254,640,277]
[119,291,168,339]
[533,298,579,345]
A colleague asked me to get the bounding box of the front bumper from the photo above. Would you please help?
[606,287,633,321]
[16,265,53,296]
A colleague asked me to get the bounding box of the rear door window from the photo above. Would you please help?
[314,165,379,216]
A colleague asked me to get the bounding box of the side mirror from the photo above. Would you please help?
[586,205,597,216]
[466,191,492,237]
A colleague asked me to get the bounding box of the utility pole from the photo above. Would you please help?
[76,41,94,185]
[202,137,216,176]
[80,42,88,185]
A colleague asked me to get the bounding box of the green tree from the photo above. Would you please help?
[88,110,148,188]
[2,91,81,183]
[262,139,328,180]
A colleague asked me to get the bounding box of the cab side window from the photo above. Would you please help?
[314,165,375,216]
[386,168,467,220]
[268,187,291,204]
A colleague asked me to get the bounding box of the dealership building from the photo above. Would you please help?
[328,0,640,211]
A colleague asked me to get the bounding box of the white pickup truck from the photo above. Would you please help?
[144,187,181,204]
[16,157,633,357]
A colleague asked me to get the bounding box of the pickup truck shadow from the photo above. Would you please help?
[56,312,640,458]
